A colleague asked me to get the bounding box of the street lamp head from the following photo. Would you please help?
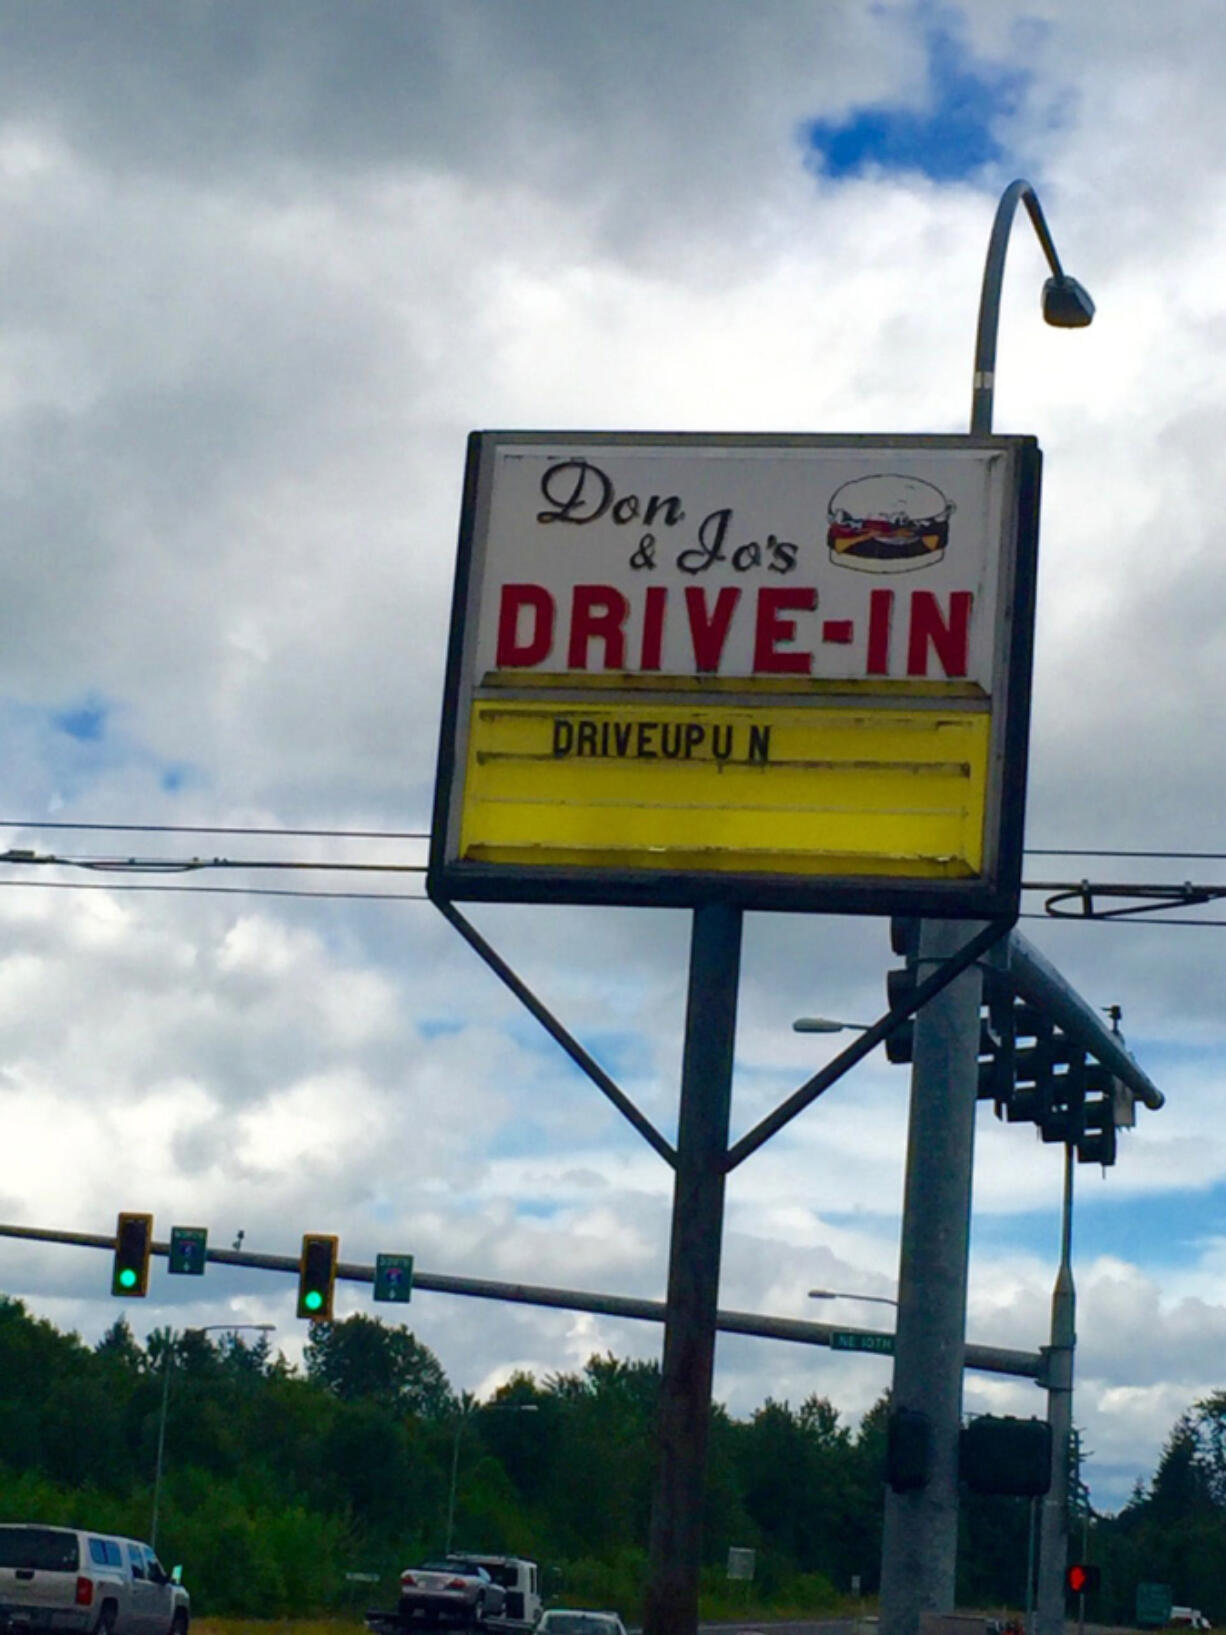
[793,1017,869,1034]
[1042,274,1095,329]
[808,1286,899,1307]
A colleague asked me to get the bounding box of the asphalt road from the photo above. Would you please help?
[697,1620,860,1635]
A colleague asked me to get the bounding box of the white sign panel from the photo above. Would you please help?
[472,442,1012,691]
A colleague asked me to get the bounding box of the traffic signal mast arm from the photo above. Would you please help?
[0,1218,1043,1380]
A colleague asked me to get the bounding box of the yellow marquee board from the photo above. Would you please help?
[429,433,1041,916]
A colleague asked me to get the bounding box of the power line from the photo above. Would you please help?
[0,818,1223,862]
[0,818,430,840]
[0,879,427,903]
[1027,848,1226,862]
[0,876,1222,925]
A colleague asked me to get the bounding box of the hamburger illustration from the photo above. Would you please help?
[827,473,955,573]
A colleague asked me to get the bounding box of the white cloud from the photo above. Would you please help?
[0,0,1225,1525]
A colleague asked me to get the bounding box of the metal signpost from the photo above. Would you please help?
[428,425,1042,1635]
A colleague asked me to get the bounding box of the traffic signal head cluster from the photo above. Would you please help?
[105,1219,412,1321]
[885,918,1122,1165]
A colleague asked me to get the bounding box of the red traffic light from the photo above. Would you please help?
[1066,1564,1100,1596]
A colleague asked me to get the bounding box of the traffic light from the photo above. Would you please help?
[976,969,1018,1110]
[885,1406,931,1492]
[884,918,920,1064]
[374,1252,414,1304]
[297,1233,339,1320]
[112,1212,153,1298]
[960,1415,1052,1497]
[1077,1066,1119,1166]
[1066,1563,1101,1597]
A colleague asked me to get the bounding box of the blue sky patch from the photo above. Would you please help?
[417,1017,467,1041]
[52,699,108,742]
[806,12,1027,183]
[970,1181,1225,1270]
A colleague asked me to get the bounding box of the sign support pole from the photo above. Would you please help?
[879,918,986,1635]
[1036,1145,1076,1635]
[643,902,742,1635]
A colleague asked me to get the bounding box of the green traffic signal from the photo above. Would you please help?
[112,1212,153,1298]
[296,1233,338,1321]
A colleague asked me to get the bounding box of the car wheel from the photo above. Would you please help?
[95,1605,117,1635]
[473,1594,486,1629]
[169,1612,189,1635]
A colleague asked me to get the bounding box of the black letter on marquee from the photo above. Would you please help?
[537,460,614,525]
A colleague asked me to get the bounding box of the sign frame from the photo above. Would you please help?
[429,430,1041,918]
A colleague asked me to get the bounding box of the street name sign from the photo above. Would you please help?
[430,432,1041,916]
[831,1329,895,1355]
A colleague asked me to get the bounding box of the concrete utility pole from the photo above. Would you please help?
[878,179,1094,1635]
[878,919,985,1635]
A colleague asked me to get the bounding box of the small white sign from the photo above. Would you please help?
[727,1547,756,1581]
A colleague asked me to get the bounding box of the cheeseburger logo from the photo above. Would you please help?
[827,474,955,573]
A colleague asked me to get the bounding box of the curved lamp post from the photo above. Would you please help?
[881,179,1094,1635]
[445,1401,539,1555]
[971,179,1094,435]
[969,178,1093,1635]
[151,1322,275,1548]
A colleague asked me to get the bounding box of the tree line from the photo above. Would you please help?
[0,1295,1217,1621]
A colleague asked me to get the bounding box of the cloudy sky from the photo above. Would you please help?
[1,0,1225,1521]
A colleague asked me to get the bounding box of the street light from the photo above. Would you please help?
[879,178,1095,1635]
[792,1017,871,1034]
[970,179,1095,436]
[445,1400,539,1555]
[151,1322,276,1548]
[808,1287,898,1308]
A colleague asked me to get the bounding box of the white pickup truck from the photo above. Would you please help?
[0,1525,189,1635]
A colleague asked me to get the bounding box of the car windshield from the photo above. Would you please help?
[0,1530,79,1572]
[422,1562,479,1576]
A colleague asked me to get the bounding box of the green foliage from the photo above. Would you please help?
[6,1295,1226,1623]
[304,1316,454,1419]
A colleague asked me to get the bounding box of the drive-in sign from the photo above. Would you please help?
[429,431,1041,915]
